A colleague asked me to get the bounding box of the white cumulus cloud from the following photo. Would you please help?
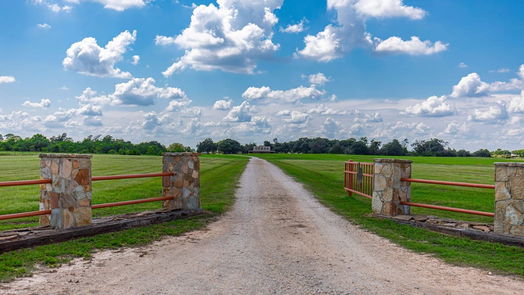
[308,73,330,86]
[468,104,508,123]
[63,0,148,11]
[37,23,52,30]
[280,19,305,33]
[242,85,325,103]
[166,98,192,112]
[297,0,434,61]
[224,101,253,122]
[284,110,309,124]
[354,0,426,19]
[404,96,454,117]
[450,73,489,98]
[77,77,188,107]
[112,77,187,106]
[374,36,448,55]
[213,99,233,110]
[321,117,343,138]
[132,55,140,65]
[63,30,137,78]
[508,91,524,113]
[159,0,282,75]
[0,76,15,84]
[23,98,51,108]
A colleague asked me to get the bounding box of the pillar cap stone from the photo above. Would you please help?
[163,152,199,156]
[494,162,524,167]
[39,153,92,159]
[374,158,412,164]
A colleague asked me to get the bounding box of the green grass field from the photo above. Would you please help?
[255,153,524,277]
[0,153,248,281]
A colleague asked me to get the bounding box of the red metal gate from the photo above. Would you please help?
[344,160,374,199]
[343,159,495,217]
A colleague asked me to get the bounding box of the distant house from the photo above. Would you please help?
[251,145,272,153]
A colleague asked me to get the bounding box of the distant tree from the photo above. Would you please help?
[167,143,191,152]
[368,139,381,155]
[27,134,50,151]
[512,149,524,157]
[350,140,369,155]
[329,142,343,154]
[412,138,447,156]
[472,149,491,157]
[242,143,256,153]
[492,149,511,158]
[217,139,242,154]
[50,133,71,142]
[196,138,217,153]
[309,137,330,153]
[263,140,271,147]
[380,139,406,156]
[456,149,471,157]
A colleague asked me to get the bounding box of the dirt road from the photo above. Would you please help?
[4,158,524,294]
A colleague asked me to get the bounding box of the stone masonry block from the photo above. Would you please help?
[494,162,524,236]
[372,159,412,216]
[163,153,201,211]
[39,154,92,229]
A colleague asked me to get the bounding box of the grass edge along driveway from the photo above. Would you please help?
[255,154,524,278]
[0,155,249,282]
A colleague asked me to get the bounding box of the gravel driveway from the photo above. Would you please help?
[4,158,524,294]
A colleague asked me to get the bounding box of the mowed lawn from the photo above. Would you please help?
[255,153,524,277]
[0,153,248,281]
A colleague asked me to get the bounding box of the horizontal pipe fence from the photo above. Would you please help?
[344,160,494,217]
[0,152,201,230]
[0,172,174,221]
[344,159,524,237]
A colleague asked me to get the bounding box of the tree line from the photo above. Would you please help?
[0,133,504,157]
[197,137,494,157]
[0,133,191,155]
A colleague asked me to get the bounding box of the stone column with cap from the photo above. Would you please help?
[372,159,412,216]
[494,162,524,236]
[39,154,92,229]
[162,152,200,210]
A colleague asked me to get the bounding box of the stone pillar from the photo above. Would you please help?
[372,159,412,216]
[162,153,200,210]
[494,163,524,236]
[39,154,92,229]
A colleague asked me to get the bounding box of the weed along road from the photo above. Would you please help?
[5,158,524,295]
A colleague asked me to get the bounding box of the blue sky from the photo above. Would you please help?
[0,0,523,150]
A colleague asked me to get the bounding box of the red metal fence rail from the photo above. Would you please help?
[0,172,175,221]
[400,178,495,190]
[344,159,495,217]
[399,177,495,217]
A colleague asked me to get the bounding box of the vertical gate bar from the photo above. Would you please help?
[344,162,347,190]
[367,164,369,194]
[366,164,369,195]
[369,164,375,196]
[347,160,353,196]
[352,162,356,194]
[366,164,370,195]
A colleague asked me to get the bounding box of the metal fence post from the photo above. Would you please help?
[345,160,353,196]
[372,159,412,216]
[39,154,93,229]
[494,162,524,236]
[162,152,200,210]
